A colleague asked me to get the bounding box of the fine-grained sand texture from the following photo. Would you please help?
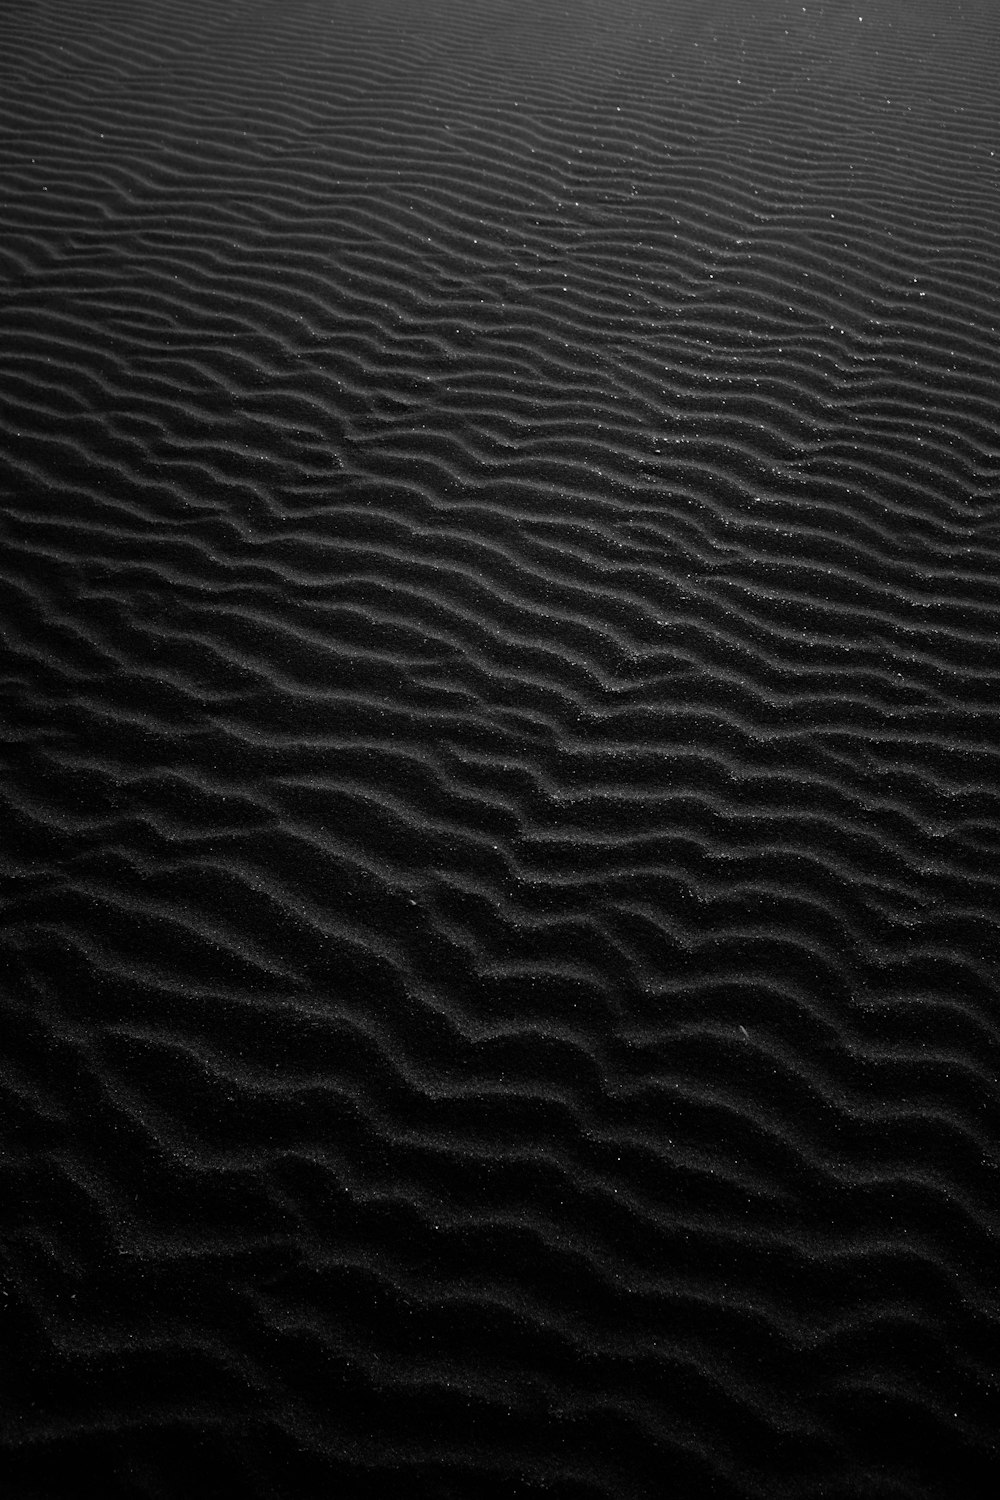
[2,1,1000,1496]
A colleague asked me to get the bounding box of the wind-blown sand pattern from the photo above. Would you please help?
[2,0,1000,1495]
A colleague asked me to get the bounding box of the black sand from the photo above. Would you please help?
[2,1,1000,1496]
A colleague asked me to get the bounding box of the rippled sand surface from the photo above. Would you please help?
[3,2,1000,1496]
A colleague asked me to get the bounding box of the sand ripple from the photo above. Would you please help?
[2,1,1000,1496]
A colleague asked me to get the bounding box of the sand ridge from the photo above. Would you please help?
[1,1,999,1495]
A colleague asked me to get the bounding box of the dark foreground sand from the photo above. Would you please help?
[2,1,999,1495]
